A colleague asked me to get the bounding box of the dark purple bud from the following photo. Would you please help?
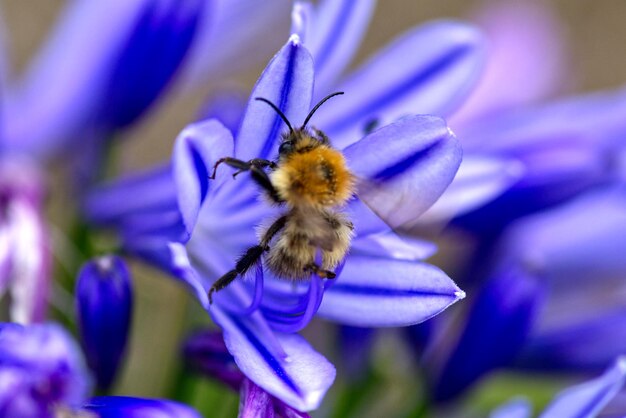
[183,329,244,391]
[76,255,133,391]
[239,379,310,418]
[428,268,544,403]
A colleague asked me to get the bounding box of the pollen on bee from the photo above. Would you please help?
[271,145,354,208]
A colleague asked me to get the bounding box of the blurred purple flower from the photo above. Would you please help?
[491,357,626,418]
[76,255,133,392]
[419,188,626,402]
[0,322,91,418]
[3,0,205,160]
[85,14,467,410]
[0,158,51,324]
[0,322,203,418]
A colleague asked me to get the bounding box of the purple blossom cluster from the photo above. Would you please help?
[0,0,625,417]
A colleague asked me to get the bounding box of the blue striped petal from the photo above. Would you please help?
[313,21,485,147]
[211,306,335,412]
[305,0,376,97]
[317,255,464,327]
[173,119,234,239]
[344,115,461,230]
[235,36,314,161]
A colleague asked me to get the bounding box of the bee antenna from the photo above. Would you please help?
[301,91,344,129]
[255,97,294,134]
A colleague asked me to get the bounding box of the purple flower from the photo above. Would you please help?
[3,0,205,159]
[76,255,133,391]
[0,322,203,418]
[0,323,91,418]
[491,357,626,418]
[420,188,626,402]
[85,16,467,411]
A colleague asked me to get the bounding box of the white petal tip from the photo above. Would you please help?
[455,290,466,300]
[289,34,301,45]
[616,356,626,373]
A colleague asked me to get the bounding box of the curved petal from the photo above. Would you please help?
[235,36,314,161]
[314,21,485,147]
[173,119,234,239]
[85,396,202,418]
[211,306,335,412]
[539,357,626,418]
[352,231,437,261]
[417,154,524,224]
[305,0,376,96]
[317,255,464,327]
[344,115,462,230]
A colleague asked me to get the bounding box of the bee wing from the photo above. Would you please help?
[344,115,462,233]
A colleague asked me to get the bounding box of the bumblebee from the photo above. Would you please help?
[208,92,355,303]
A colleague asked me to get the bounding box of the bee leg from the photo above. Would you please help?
[210,157,276,179]
[209,245,266,304]
[304,263,337,279]
[209,216,287,304]
[249,166,284,204]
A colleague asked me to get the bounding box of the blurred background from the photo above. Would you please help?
[1,1,625,417]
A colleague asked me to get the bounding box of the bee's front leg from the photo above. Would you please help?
[210,157,277,179]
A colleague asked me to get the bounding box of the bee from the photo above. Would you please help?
[208,92,355,303]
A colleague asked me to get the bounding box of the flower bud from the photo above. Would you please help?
[76,255,133,391]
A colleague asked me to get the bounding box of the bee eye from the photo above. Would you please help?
[279,141,294,155]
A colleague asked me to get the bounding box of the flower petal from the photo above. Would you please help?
[538,357,626,418]
[344,115,462,230]
[85,396,202,418]
[173,119,234,239]
[235,36,314,161]
[497,188,626,283]
[305,0,376,97]
[211,306,335,411]
[314,21,485,147]
[418,154,524,224]
[317,255,464,327]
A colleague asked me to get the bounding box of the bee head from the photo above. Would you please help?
[255,92,345,155]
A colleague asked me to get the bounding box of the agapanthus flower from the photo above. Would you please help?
[420,187,626,402]
[0,322,91,417]
[84,12,469,411]
[0,321,202,418]
[2,0,205,161]
[76,255,133,392]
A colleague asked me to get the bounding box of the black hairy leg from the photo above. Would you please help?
[208,215,287,303]
[210,157,277,179]
[210,157,283,204]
